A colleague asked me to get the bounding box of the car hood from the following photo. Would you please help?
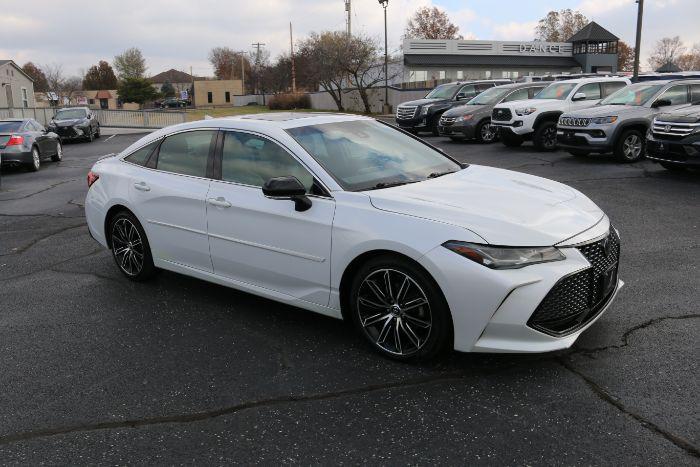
[563,104,647,118]
[495,98,560,111]
[53,119,86,127]
[658,105,700,123]
[443,104,488,117]
[399,98,447,107]
[366,165,603,246]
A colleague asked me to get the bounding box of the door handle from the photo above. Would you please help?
[207,197,232,208]
[133,181,150,192]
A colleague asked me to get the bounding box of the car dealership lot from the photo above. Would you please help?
[0,133,698,464]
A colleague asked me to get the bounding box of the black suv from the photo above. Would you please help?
[647,103,700,170]
[395,80,511,135]
[47,107,100,142]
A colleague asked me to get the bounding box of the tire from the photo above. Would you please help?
[533,121,558,151]
[568,149,590,157]
[27,146,40,172]
[659,162,687,171]
[431,118,440,136]
[51,141,63,162]
[86,128,94,143]
[348,255,453,362]
[109,211,156,281]
[475,119,497,144]
[501,131,523,147]
[95,125,101,138]
[614,129,645,162]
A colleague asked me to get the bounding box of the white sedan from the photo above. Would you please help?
[85,113,622,361]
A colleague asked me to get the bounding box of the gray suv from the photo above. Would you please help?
[557,80,700,162]
[437,82,546,143]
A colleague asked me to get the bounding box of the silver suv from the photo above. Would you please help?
[557,80,700,162]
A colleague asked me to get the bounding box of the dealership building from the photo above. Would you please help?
[402,22,619,83]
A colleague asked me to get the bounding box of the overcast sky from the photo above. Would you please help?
[0,0,697,78]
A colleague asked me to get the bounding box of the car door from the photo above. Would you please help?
[206,130,335,306]
[129,129,216,272]
[31,121,54,155]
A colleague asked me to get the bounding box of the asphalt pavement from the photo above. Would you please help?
[0,130,698,465]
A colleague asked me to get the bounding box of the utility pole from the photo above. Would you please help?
[290,22,297,93]
[190,65,194,106]
[251,42,266,96]
[344,0,351,36]
[379,0,390,114]
[633,0,644,78]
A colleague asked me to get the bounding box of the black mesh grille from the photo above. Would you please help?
[492,108,512,122]
[528,228,620,336]
[56,127,77,137]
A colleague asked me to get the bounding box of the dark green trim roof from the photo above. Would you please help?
[568,22,619,42]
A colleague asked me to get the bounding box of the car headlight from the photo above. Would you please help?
[591,116,618,124]
[456,114,474,122]
[420,105,432,116]
[442,241,565,269]
[515,107,537,116]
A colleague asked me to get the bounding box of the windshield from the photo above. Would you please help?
[0,121,23,132]
[55,109,88,120]
[534,82,577,100]
[425,84,461,100]
[287,120,461,192]
[467,87,511,105]
[600,83,664,106]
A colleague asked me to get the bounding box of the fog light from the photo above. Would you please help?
[513,121,523,127]
[592,130,606,138]
[684,145,698,156]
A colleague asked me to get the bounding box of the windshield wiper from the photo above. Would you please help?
[368,179,421,190]
[427,170,457,179]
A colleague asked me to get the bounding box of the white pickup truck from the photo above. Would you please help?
[490,77,631,150]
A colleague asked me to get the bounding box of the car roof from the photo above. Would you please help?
[552,76,630,85]
[0,118,26,122]
[57,107,89,111]
[497,82,548,90]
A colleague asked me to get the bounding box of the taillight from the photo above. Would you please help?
[6,135,24,146]
[87,171,99,188]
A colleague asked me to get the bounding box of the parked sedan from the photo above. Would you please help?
[160,97,188,108]
[438,82,547,143]
[47,107,100,142]
[85,114,622,361]
[0,118,63,171]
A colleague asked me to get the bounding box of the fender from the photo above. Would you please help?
[533,111,563,129]
[610,118,651,142]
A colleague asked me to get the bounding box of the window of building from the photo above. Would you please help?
[124,141,160,166]
[502,71,511,79]
[88,99,95,105]
[225,91,231,103]
[456,71,464,79]
[155,130,216,177]
[408,70,427,82]
[220,131,313,191]
[438,71,446,80]
[207,91,213,103]
[484,70,491,79]
[21,88,28,108]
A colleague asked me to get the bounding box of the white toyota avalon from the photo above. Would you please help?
[85,113,622,361]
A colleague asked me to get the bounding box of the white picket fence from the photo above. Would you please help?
[0,107,187,129]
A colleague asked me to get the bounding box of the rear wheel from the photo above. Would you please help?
[109,211,156,281]
[51,141,63,162]
[349,255,452,362]
[533,121,558,151]
[501,131,523,147]
[476,120,497,143]
[27,146,40,172]
[614,129,645,162]
[568,149,590,157]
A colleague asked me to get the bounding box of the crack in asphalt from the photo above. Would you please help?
[0,371,475,446]
[558,358,700,459]
[0,248,105,282]
[0,179,77,201]
[0,224,86,257]
[570,314,700,357]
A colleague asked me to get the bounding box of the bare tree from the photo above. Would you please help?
[62,77,83,100]
[675,43,700,71]
[647,36,686,70]
[617,41,635,72]
[404,6,462,40]
[208,47,252,89]
[297,32,347,111]
[43,63,64,103]
[343,34,400,113]
[535,9,588,42]
[114,47,147,79]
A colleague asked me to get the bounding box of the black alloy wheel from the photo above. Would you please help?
[110,211,156,281]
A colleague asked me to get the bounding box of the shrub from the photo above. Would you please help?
[268,93,311,110]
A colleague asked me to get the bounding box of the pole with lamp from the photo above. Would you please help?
[378,0,391,114]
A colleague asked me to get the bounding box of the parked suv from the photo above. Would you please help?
[395,80,511,135]
[646,103,700,170]
[438,82,547,143]
[490,77,630,150]
[557,80,700,162]
[47,107,100,142]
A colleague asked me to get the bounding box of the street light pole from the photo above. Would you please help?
[633,0,644,78]
[379,0,390,114]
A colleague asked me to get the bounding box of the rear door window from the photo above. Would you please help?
[577,83,602,100]
[503,88,529,102]
[528,86,546,98]
[457,85,477,99]
[155,130,216,177]
[601,81,627,97]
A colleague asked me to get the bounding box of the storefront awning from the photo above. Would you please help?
[404,54,581,68]
[95,91,113,99]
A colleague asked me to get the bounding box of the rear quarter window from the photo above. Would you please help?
[124,141,160,166]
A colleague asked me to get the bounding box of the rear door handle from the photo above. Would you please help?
[207,197,232,208]
[134,181,150,192]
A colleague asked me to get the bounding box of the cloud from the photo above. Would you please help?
[490,21,538,41]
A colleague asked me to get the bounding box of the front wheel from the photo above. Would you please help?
[86,128,94,143]
[476,120,497,143]
[95,125,101,138]
[349,256,452,361]
[109,211,156,281]
[533,121,558,151]
[27,146,40,172]
[614,130,645,162]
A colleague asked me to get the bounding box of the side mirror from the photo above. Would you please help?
[572,92,586,101]
[262,176,312,212]
[652,98,672,108]
[456,93,467,101]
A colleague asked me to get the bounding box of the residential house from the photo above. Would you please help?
[149,69,198,96]
[0,60,36,108]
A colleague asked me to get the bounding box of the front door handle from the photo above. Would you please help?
[134,181,150,192]
[207,197,232,208]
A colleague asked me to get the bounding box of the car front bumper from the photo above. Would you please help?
[646,133,700,167]
[419,217,622,353]
[438,121,476,138]
[395,116,429,130]
[556,126,614,153]
[50,126,88,140]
